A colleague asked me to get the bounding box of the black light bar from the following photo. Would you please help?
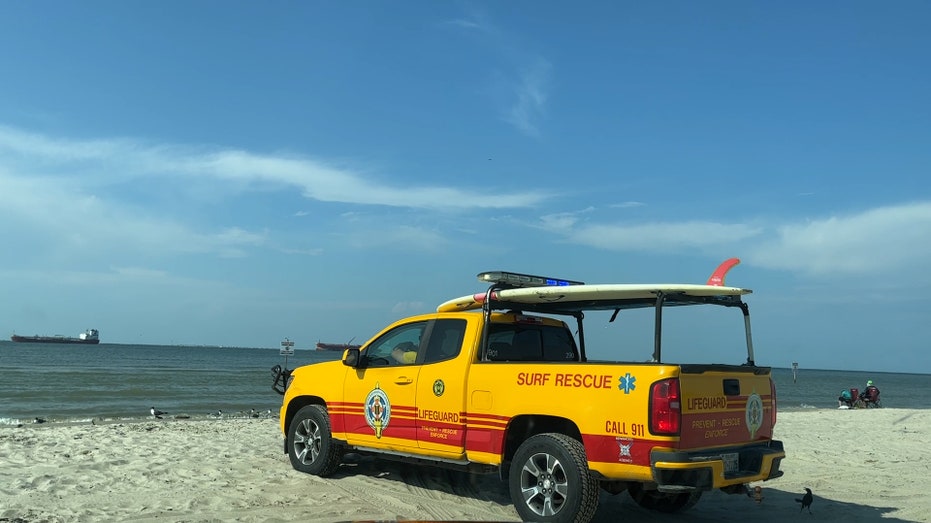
[477,271,584,288]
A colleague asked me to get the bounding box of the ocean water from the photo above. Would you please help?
[0,341,341,425]
[1,340,928,425]
[771,366,930,411]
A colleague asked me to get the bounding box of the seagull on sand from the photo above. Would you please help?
[795,487,813,514]
[150,406,168,419]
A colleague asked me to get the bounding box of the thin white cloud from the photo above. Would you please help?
[747,202,931,275]
[610,201,646,209]
[0,125,549,210]
[3,265,220,288]
[446,18,485,32]
[538,207,596,233]
[215,227,266,245]
[444,8,495,37]
[0,124,127,162]
[568,221,763,251]
[445,12,552,137]
[346,224,449,252]
[539,212,580,232]
[535,201,931,278]
[111,266,170,279]
[280,246,324,256]
[214,227,269,258]
[0,125,557,263]
[503,57,551,137]
[0,169,266,257]
[392,301,426,314]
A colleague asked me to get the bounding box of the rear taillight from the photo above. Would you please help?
[770,379,778,426]
[650,378,681,435]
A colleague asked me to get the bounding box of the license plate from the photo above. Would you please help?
[722,452,739,473]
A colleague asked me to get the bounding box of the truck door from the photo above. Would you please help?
[415,318,470,455]
[341,321,425,450]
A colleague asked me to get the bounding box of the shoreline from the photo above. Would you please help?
[1,402,914,428]
[2,409,929,522]
[0,410,276,428]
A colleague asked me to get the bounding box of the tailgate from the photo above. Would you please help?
[677,365,775,450]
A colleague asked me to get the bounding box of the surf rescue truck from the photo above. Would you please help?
[272,259,784,523]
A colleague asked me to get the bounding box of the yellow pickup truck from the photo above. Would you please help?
[272,259,784,523]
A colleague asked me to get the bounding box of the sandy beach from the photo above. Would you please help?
[2,408,928,523]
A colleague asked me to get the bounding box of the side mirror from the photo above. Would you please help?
[343,348,360,367]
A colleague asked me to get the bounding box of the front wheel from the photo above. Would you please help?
[508,433,599,523]
[628,483,702,513]
[288,404,343,476]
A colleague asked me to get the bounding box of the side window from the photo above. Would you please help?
[486,326,516,361]
[486,325,541,361]
[542,326,579,361]
[364,322,426,366]
[422,319,466,364]
[485,323,577,362]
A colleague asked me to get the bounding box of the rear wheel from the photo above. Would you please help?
[288,404,343,476]
[508,433,599,523]
[628,483,702,513]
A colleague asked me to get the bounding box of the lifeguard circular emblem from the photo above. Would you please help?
[365,384,391,439]
[745,392,763,439]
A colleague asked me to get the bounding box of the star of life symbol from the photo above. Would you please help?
[618,372,636,394]
[616,437,633,463]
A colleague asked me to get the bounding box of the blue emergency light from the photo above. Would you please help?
[477,271,584,288]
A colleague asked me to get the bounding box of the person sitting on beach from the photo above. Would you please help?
[391,341,417,364]
[838,388,853,408]
[862,380,880,404]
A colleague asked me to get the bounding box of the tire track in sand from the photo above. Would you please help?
[325,454,519,521]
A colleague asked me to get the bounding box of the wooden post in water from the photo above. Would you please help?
[792,361,798,383]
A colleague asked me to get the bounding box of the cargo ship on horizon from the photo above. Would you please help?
[315,341,361,351]
[10,329,100,345]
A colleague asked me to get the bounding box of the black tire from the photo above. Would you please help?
[508,433,599,523]
[628,483,702,513]
[287,404,343,477]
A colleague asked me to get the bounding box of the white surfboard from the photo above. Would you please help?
[436,283,751,313]
[437,258,749,312]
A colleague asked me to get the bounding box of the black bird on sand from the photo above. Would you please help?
[796,487,813,514]
[150,406,168,419]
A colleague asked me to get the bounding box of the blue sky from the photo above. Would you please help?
[1,2,929,374]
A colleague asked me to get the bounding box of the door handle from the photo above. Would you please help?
[394,377,414,385]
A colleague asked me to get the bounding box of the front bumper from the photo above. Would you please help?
[650,440,784,492]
